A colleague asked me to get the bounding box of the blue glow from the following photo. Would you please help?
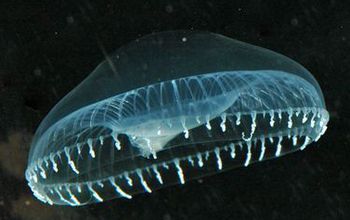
[25,31,329,206]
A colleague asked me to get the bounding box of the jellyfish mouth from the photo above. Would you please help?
[128,135,178,159]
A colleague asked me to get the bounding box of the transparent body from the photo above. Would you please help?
[25,31,329,206]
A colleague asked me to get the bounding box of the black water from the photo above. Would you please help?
[0,1,349,219]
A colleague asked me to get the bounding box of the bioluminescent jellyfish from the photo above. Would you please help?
[25,31,329,206]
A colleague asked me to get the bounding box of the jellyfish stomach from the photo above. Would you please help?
[117,92,238,158]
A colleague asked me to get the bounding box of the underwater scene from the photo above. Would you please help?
[0,1,349,219]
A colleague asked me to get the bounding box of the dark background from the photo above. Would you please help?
[0,0,349,219]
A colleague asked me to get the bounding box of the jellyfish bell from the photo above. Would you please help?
[25,31,329,206]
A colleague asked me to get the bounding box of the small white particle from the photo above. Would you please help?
[214,148,222,170]
[174,159,185,184]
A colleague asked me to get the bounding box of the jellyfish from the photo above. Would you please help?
[25,31,329,206]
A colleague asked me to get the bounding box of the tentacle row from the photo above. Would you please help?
[28,128,323,206]
[26,106,328,205]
